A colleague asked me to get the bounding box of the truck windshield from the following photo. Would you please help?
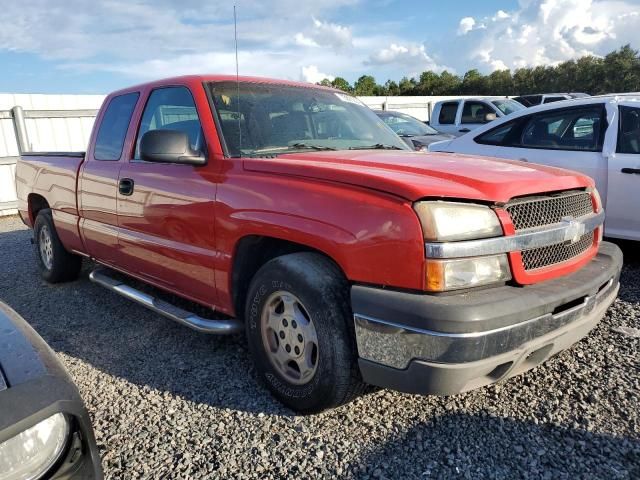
[492,99,526,116]
[208,81,409,157]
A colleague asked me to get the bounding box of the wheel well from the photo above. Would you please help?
[231,236,344,319]
[28,194,50,223]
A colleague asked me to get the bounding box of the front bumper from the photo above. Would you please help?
[352,241,622,395]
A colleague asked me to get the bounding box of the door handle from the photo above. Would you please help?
[119,178,135,196]
[459,128,471,133]
[519,158,529,162]
[621,168,640,175]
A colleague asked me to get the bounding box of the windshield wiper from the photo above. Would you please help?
[249,143,337,156]
[348,143,405,150]
[289,143,337,151]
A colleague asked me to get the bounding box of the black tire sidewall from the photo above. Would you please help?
[33,210,80,283]
[245,254,356,413]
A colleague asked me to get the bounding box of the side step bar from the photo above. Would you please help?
[89,269,242,335]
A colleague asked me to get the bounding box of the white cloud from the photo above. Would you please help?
[450,0,640,72]
[301,65,335,83]
[458,17,476,35]
[367,43,451,73]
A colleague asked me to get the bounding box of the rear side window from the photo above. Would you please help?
[135,86,203,159]
[461,101,494,124]
[438,102,458,124]
[520,106,605,151]
[94,92,139,161]
[617,105,640,154]
[475,119,519,145]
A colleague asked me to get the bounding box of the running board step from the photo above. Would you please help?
[89,269,242,335]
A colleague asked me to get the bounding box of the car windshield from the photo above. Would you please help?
[492,99,526,115]
[208,81,409,157]
[377,112,439,136]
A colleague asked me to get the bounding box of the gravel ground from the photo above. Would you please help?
[0,214,638,479]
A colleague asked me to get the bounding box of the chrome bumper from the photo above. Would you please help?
[354,276,619,370]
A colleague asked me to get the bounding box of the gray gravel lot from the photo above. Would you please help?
[0,214,638,479]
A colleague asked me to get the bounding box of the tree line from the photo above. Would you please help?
[318,45,640,97]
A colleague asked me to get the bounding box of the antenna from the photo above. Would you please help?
[233,5,242,151]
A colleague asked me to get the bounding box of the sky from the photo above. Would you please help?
[0,0,638,94]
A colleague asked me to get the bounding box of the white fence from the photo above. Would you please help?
[0,93,475,217]
[0,94,105,215]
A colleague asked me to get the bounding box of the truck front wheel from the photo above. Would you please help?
[34,209,82,283]
[245,252,365,413]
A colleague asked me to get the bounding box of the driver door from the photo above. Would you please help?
[116,85,219,305]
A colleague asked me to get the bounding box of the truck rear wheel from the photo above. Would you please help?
[245,252,365,413]
[34,209,82,283]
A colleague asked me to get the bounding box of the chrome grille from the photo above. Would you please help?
[506,191,593,231]
[521,232,594,270]
[505,190,595,271]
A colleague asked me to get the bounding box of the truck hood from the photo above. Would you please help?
[243,150,593,203]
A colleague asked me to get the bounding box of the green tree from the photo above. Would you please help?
[317,78,333,87]
[331,77,352,92]
[353,75,378,95]
[398,76,417,95]
[434,71,461,95]
[461,69,488,94]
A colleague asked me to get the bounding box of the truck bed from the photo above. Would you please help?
[15,151,85,251]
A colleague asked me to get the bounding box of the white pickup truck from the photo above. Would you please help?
[429,95,640,241]
[429,97,525,136]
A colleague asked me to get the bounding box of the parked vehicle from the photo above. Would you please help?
[0,302,102,479]
[513,93,590,107]
[429,97,525,136]
[429,94,640,241]
[16,75,622,413]
[374,110,453,150]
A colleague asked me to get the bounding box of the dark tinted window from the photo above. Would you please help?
[520,106,604,151]
[461,101,494,124]
[617,105,640,154]
[438,102,458,124]
[543,96,567,104]
[515,95,542,107]
[135,86,202,159]
[94,92,139,160]
[475,119,519,145]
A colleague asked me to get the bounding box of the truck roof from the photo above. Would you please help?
[108,74,340,97]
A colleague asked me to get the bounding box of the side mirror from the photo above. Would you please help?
[484,113,497,123]
[140,130,206,165]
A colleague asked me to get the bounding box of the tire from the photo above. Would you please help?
[34,209,82,283]
[245,252,366,413]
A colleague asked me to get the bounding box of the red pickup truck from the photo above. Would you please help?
[16,75,622,413]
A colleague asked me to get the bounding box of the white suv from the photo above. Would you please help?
[429,95,640,240]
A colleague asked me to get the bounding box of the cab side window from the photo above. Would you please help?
[438,102,458,124]
[94,92,139,161]
[519,106,605,151]
[617,106,640,154]
[461,101,493,124]
[135,86,203,159]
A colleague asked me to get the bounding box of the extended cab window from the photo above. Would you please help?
[617,106,640,154]
[94,92,139,161]
[438,102,458,124]
[135,86,203,159]
[461,101,494,124]
[519,106,605,151]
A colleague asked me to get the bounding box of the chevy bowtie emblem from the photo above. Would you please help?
[561,216,586,244]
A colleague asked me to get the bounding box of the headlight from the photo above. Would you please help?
[426,254,511,291]
[0,413,69,480]
[414,201,502,241]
